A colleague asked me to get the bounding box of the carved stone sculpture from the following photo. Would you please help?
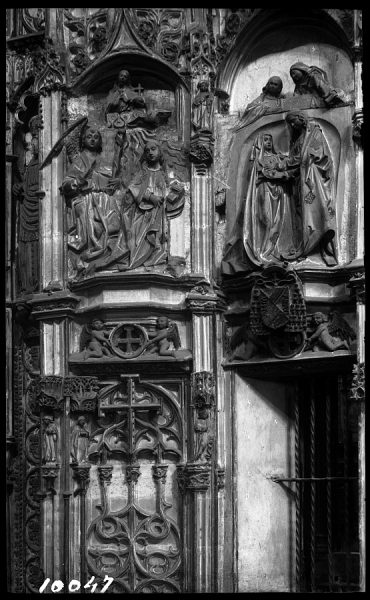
[284,111,337,265]
[305,311,355,352]
[240,76,285,126]
[105,69,171,130]
[90,140,185,272]
[222,111,337,275]
[60,124,122,275]
[42,416,58,463]
[80,318,114,359]
[13,115,42,294]
[193,407,213,462]
[71,416,92,464]
[143,316,191,359]
[192,80,213,132]
[289,62,345,108]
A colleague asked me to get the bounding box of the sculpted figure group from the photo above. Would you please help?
[57,69,186,278]
[222,109,337,274]
[240,62,346,127]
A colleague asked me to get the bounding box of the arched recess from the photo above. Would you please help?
[215,8,354,113]
[68,50,190,144]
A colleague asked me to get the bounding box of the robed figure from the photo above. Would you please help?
[284,111,337,265]
[93,140,185,271]
[243,132,298,266]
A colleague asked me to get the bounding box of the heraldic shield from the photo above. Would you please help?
[250,264,307,358]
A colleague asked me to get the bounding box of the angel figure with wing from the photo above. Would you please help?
[80,318,114,359]
[306,311,355,352]
[143,316,181,357]
[41,117,124,276]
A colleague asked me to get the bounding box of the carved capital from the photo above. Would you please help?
[191,371,215,408]
[126,465,141,484]
[184,463,211,491]
[98,465,113,485]
[186,286,218,314]
[72,464,91,494]
[41,463,60,494]
[350,362,365,402]
[63,376,99,412]
[189,131,214,173]
[152,464,168,484]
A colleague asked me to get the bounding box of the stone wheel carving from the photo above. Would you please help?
[110,323,148,359]
[268,331,305,359]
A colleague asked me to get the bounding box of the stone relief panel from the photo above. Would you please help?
[221,110,347,274]
[45,67,190,282]
[69,317,191,363]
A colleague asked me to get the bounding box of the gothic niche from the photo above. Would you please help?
[84,376,184,593]
[13,109,43,295]
[221,57,354,276]
[70,317,192,362]
[42,67,189,281]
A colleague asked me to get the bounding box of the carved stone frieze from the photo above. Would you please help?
[71,317,191,362]
[29,292,81,319]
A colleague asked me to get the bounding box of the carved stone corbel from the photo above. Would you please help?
[189,130,214,175]
[41,464,60,495]
[186,285,218,314]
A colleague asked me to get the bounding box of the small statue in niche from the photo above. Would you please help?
[105,69,170,130]
[239,76,285,127]
[71,416,93,464]
[289,62,345,108]
[192,80,214,132]
[144,316,181,357]
[105,69,141,117]
[91,139,185,272]
[42,416,58,463]
[13,115,42,294]
[79,318,114,359]
[194,407,213,462]
[60,123,122,273]
[306,311,355,352]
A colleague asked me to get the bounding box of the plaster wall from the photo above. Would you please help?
[234,374,295,592]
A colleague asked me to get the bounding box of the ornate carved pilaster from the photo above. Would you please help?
[73,464,91,585]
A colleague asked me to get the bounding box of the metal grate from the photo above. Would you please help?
[274,375,360,592]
